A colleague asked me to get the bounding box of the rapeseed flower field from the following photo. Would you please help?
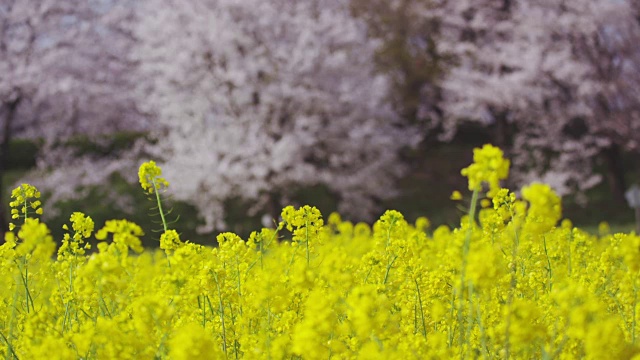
[1,145,639,359]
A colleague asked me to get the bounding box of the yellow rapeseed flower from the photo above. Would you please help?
[138,160,169,195]
[9,184,43,228]
[95,219,145,254]
[460,144,510,197]
[160,229,183,253]
[450,190,463,201]
[3,145,640,360]
[522,183,562,234]
[16,218,55,260]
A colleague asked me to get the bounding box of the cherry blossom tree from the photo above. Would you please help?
[349,0,445,127]
[434,0,640,200]
[562,0,640,202]
[508,0,640,202]
[130,0,419,231]
[0,0,147,234]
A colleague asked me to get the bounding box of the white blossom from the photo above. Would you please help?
[133,0,418,231]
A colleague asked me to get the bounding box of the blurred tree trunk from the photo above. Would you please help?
[602,144,627,205]
[349,0,445,126]
[0,94,21,237]
[266,191,282,227]
[493,111,510,149]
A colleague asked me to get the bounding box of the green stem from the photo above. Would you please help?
[385,217,396,249]
[235,255,243,316]
[156,331,170,359]
[151,178,173,269]
[471,284,489,360]
[6,289,19,360]
[98,292,112,318]
[363,264,374,284]
[458,188,479,353]
[633,279,638,344]
[199,295,206,328]
[465,283,475,357]
[383,255,398,285]
[259,235,264,270]
[15,258,34,313]
[543,236,553,293]
[22,187,28,224]
[566,230,573,277]
[212,274,228,357]
[448,288,456,348]
[383,215,400,283]
[305,217,310,266]
[504,207,521,360]
[285,244,299,276]
[0,330,18,360]
[152,179,168,232]
[62,260,75,333]
[415,278,427,338]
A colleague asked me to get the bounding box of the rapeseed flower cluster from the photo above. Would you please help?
[461,144,510,197]
[8,183,42,231]
[1,146,640,359]
[138,160,169,195]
